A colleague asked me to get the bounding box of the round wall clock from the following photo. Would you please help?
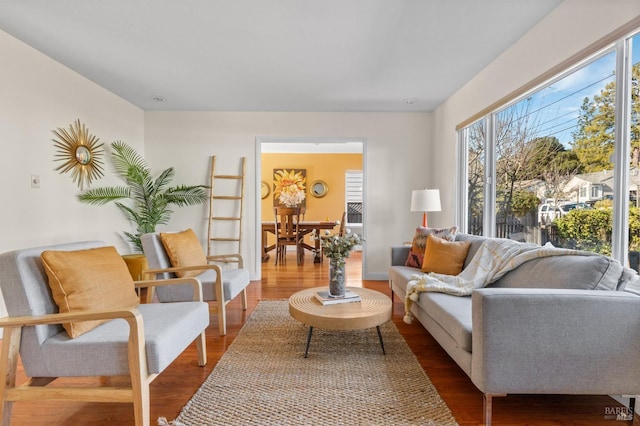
[261,181,271,199]
[310,180,328,198]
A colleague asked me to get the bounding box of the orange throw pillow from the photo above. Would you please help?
[421,234,471,276]
[41,246,140,338]
[159,229,207,278]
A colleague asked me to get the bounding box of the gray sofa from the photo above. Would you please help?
[388,233,640,425]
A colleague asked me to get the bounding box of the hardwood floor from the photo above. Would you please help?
[6,250,630,425]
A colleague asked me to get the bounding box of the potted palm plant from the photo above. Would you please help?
[78,141,209,252]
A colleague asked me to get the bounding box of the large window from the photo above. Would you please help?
[459,29,640,267]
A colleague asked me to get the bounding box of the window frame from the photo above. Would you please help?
[457,27,640,266]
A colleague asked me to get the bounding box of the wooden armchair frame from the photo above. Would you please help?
[0,277,207,426]
[142,254,248,336]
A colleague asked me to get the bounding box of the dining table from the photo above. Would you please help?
[262,220,337,263]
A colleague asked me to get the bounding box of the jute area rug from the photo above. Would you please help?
[159,300,458,426]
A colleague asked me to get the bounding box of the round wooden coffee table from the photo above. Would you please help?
[288,286,393,357]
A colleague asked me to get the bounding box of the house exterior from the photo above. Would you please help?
[564,171,613,204]
[561,169,640,205]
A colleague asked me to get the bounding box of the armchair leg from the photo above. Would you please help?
[125,313,151,426]
[0,327,21,426]
[241,288,248,310]
[196,332,207,366]
[216,296,227,336]
[213,278,227,335]
[131,377,150,426]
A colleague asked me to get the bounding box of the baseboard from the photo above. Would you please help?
[364,272,387,281]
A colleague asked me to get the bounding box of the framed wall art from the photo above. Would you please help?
[273,168,306,208]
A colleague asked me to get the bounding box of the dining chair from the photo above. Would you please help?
[274,206,304,265]
[0,241,208,426]
[141,228,250,336]
[337,211,347,236]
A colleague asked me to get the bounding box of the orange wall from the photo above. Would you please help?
[261,153,362,223]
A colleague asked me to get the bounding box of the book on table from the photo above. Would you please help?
[314,290,362,305]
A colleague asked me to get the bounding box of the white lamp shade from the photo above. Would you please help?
[410,189,441,212]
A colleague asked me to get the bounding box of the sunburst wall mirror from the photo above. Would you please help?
[51,119,105,190]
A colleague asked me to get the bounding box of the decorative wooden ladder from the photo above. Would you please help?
[207,156,246,258]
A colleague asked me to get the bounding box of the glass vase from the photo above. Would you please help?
[328,258,346,297]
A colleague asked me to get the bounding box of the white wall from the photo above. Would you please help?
[144,112,432,280]
[431,0,640,228]
[0,29,144,253]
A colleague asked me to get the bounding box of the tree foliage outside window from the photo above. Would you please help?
[572,65,640,173]
[463,34,640,258]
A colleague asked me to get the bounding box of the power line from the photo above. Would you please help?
[524,72,615,119]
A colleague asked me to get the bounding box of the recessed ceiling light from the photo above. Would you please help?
[150,95,166,103]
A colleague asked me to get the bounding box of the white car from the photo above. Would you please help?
[538,203,554,224]
[538,202,590,224]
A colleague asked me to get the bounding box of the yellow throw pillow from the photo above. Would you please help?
[159,229,207,278]
[41,246,140,338]
[421,234,471,276]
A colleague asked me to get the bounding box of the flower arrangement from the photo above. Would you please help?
[319,230,361,267]
[273,169,306,207]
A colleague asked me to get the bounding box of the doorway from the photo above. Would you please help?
[255,137,366,280]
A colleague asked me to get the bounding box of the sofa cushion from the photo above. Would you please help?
[160,229,207,278]
[455,233,488,270]
[405,226,457,268]
[421,235,471,275]
[41,246,140,338]
[420,293,472,352]
[388,265,419,293]
[39,301,209,376]
[490,254,624,291]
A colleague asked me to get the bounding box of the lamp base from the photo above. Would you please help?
[422,212,428,228]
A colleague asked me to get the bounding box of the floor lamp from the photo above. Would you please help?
[410,189,441,228]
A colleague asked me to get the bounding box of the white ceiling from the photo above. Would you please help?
[0,0,562,112]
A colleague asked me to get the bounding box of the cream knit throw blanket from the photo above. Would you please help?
[403,238,599,324]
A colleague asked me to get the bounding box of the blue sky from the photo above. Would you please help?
[501,33,640,147]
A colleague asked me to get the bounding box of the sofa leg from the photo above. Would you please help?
[484,393,506,426]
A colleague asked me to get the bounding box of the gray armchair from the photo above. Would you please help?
[141,231,250,335]
[0,241,209,426]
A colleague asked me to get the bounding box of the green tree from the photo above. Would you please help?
[572,64,640,173]
[571,93,614,172]
[495,102,550,217]
[528,137,565,179]
[494,107,576,218]
[511,190,539,216]
[78,141,209,252]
